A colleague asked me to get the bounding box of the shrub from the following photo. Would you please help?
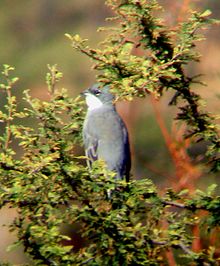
[0,1,219,265]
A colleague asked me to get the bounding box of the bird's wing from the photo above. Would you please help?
[122,125,131,182]
[83,132,98,168]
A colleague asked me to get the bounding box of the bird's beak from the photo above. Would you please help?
[80,89,89,97]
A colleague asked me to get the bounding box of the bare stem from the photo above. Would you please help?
[162,200,186,209]
[152,239,195,256]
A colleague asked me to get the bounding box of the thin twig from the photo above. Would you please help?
[152,239,195,256]
[81,257,95,265]
[178,242,194,255]
[162,200,186,209]
[4,82,13,151]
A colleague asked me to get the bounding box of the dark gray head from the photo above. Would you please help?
[82,84,115,110]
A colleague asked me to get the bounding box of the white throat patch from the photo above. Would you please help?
[85,93,103,111]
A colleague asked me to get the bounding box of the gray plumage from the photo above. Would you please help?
[82,84,131,181]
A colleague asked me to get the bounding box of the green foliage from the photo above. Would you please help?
[0,0,220,265]
[0,65,219,265]
[0,64,86,265]
[67,0,220,172]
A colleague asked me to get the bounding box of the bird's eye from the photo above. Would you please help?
[93,89,101,95]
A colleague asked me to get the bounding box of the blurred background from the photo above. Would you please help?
[0,0,219,264]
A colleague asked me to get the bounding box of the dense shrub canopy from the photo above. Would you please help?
[0,1,219,265]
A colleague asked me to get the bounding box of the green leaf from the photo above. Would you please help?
[200,9,212,18]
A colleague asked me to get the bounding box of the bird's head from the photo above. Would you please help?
[81,84,115,111]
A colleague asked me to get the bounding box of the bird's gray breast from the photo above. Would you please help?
[83,105,130,178]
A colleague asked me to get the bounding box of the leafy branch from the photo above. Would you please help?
[0,65,19,152]
[0,65,219,265]
[67,0,220,171]
[0,1,220,265]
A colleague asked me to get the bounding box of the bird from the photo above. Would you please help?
[81,83,131,182]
